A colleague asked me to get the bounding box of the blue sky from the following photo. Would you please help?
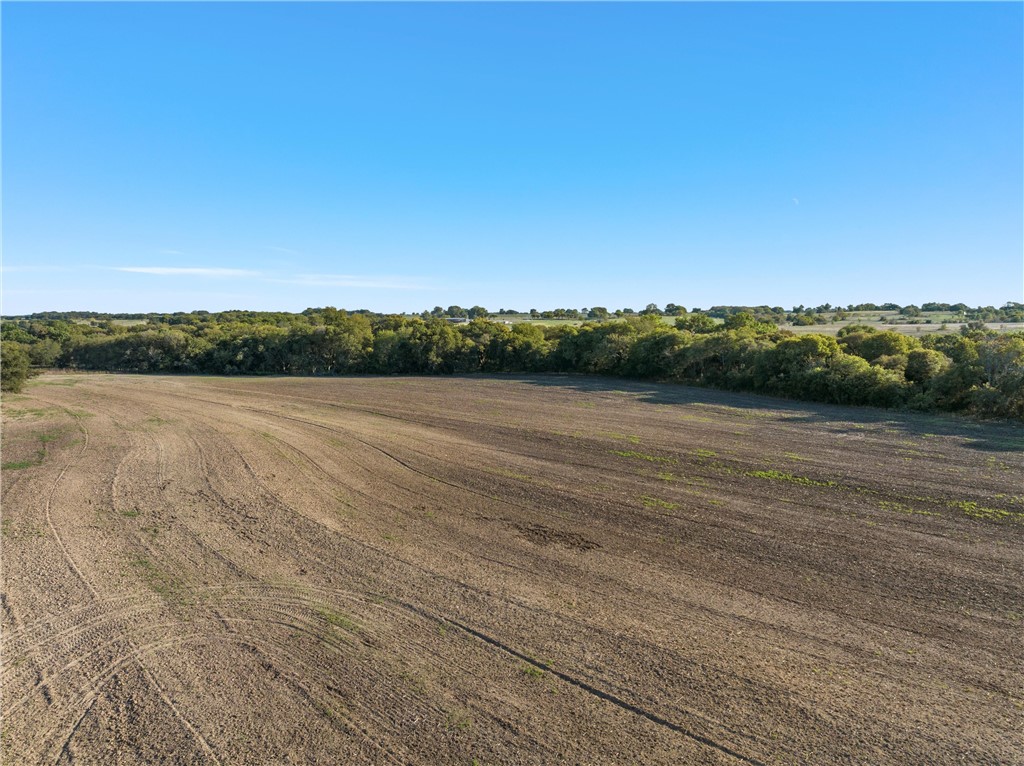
[3,2,1022,315]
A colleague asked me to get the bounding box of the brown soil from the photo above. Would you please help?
[2,372,1022,765]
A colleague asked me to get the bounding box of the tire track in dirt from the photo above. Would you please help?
[33,402,96,599]
[132,386,550,512]
[1,595,162,694]
[12,396,225,766]
[443,613,766,765]
[2,398,102,750]
[18,395,487,761]
[36,578,494,766]
[31,583,397,759]
[227,401,572,525]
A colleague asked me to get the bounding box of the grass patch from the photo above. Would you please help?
[445,710,473,731]
[693,449,717,458]
[746,470,837,487]
[484,466,533,481]
[640,495,680,511]
[316,606,361,633]
[521,663,545,679]
[950,501,1023,523]
[3,444,47,470]
[2,406,57,419]
[398,671,427,696]
[130,556,184,601]
[611,450,677,465]
[879,501,939,517]
[0,426,65,470]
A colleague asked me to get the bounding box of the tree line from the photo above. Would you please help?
[2,309,1021,419]
[12,301,1022,323]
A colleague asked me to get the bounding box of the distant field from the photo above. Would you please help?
[492,311,1023,335]
[71,318,149,327]
[784,320,1024,335]
[3,373,1021,764]
[14,312,1023,336]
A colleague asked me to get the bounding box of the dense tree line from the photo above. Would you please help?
[423,299,1024,323]
[2,309,1022,419]
[12,301,1022,323]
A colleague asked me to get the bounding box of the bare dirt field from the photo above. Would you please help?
[2,372,1022,765]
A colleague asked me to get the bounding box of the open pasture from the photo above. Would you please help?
[2,373,1021,765]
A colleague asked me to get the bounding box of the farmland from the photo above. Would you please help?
[2,373,1022,765]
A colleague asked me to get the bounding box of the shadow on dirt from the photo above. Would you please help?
[500,374,1024,454]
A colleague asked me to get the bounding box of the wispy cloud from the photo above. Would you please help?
[272,274,431,290]
[114,267,262,277]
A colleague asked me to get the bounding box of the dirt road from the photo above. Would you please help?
[2,373,1021,764]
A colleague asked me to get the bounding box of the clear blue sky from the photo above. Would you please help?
[3,2,1022,315]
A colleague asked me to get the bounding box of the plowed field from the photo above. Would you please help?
[2,373,1022,765]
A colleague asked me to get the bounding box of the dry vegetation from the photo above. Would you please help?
[2,372,1022,765]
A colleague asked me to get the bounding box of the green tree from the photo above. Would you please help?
[626,326,687,378]
[675,313,717,334]
[723,312,775,333]
[28,338,63,367]
[1,341,32,392]
[847,331,918,363]
[976,333,1024,387]
[904,349,951,385]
